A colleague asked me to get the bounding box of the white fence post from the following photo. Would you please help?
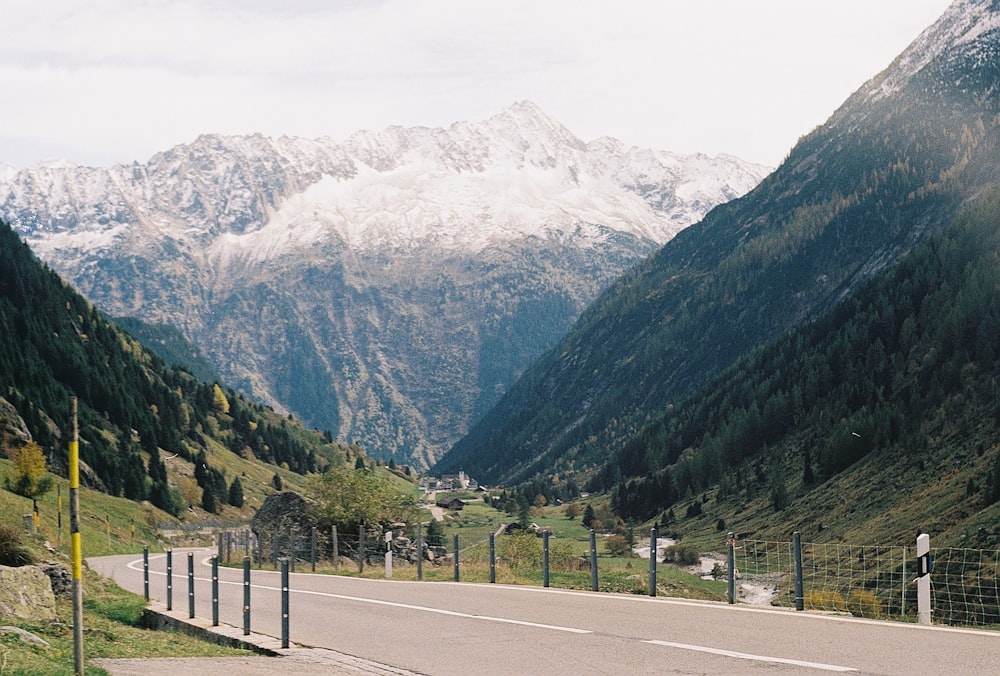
[916,533,931,625]
[384,531,393,578]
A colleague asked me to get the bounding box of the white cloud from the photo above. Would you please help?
[0,0,954,168]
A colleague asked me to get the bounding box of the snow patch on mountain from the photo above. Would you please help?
[3,102,770,266]
[865,0,1000,101]
[30,223,130,258]
[0,102,772,466]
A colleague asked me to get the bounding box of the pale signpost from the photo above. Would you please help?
[384,531,393,578]
[917,533,932,625]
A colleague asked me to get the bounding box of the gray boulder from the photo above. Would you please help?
[0,565,57,622]
[250,491,318,559]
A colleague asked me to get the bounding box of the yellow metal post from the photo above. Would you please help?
[70,398,83,675]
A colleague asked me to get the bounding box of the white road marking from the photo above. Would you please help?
[126,554,591,634]
[645,640,857,672]
[122,551,1000,642]
[271,586,593,634]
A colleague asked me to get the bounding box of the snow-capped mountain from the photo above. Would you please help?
[1,102,769,468]
[435,0,1000,485]
[861,0,1000,103]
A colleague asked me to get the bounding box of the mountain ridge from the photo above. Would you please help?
[0,218,348,517]
[435,0,1000,484]
[1,102,769,467]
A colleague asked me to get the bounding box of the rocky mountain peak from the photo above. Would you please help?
[862,0,1000,103]
[0,103,769,468]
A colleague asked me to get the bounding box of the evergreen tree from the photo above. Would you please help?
[425,518,445,547]
[228,476,245,507]
[988,451,1000,506]
[517,494,531,529]
[770,469,789,511]
[211,384,230,414]
[802,448,815,487]
[582,504,596,529]
[201,488,218,513]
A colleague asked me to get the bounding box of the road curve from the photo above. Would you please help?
[89,548,1000,674]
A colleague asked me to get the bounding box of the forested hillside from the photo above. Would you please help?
[111,316,221,384]
[0,220,347,515]
[607,190,1000,543]
[436,1,1000,489]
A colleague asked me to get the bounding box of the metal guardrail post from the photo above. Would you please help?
[212,555,219,626]
[143,546,149,601]
[332,525,339,570]
[543,531,550,588]
[590,529,599,591]
[188,552,195,618]
[358,525,365,573]
[416,522,423,581]
[793,531,804,611]
[243,556,251,636]
[281,558,290,648]
[649,527,657,597]
[489,532,496,584]
[166,548,173,611]
[311,526,317,572]
[727,532,736,604]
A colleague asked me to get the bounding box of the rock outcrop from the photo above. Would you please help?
[249,491,318,560]
[0,565,57,622]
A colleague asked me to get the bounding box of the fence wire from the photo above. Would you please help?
[736,538,1000,627]
[217,525,1000,628]
[931,547,1000,627]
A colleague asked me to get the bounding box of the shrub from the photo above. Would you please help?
[497,531,541,571]
[804,589,847,612]
[846,589,882,618]
[662,542,700,566]
[605,534,631,557]
[548,539,577,571]
[3,441,53,500]
[0,522,33,567]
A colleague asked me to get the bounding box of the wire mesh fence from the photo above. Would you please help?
[216,524,1000,628]
[216,526,412,572]
[733,536,999,627]
[735,539,910,618]
[931,547,1000,626]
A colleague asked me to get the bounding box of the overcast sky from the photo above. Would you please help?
[1,1,953,170]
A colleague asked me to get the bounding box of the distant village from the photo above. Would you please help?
[419,470,480,493]
[419,471,484,512]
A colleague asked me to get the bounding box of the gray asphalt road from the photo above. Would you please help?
[89,548,1000,675]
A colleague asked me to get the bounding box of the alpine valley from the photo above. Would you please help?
[436,0,1000,545]
[0,101,769,469]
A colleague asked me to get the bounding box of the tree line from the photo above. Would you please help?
[607,188,1000,522]
[0,220,342,515]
